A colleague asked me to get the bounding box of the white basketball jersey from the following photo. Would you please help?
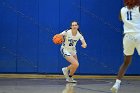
[121,6,140,33]
[60,29,84,49]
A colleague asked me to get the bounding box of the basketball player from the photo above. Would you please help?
[60,21,87,83]
[111,0,140,93]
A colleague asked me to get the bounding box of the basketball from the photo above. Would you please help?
[53,34,64,44]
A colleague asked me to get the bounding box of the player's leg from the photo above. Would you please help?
[66,54,78,69]
[64,50,79,76]
[111,33,135,93]
[67,54,79,76]
[117,34,135,79]
[63,54,79,83]
[61,48,71,79]
[61,48,78,82]
[73,54,78,61]
[65,55,79,82]
[117,55,132,80]
[116,33,140,80]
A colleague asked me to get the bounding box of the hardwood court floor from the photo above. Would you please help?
[0,78,139,93]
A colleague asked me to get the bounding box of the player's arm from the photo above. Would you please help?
[81,39,87,48]
[79,34,87,48]
[59,29,68,36]
[119,11,122,21]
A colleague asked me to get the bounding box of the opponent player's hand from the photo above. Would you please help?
[81,43,87,48]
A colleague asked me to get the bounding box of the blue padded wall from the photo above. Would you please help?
[0,0,140,75]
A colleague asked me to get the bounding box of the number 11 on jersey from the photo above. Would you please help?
[127,11,132,20]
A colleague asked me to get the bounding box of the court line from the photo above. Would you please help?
[0,74,140,80]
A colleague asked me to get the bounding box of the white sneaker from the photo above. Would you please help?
[66,77,77,83]
[110,83,120,93]
[62,67,69,79]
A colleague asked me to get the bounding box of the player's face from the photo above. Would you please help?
[71,22,79,31]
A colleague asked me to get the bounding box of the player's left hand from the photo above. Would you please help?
[81,44,87,48]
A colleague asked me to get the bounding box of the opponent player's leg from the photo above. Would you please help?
[111,34,135,93]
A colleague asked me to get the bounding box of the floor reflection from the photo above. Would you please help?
[62,83,77,93]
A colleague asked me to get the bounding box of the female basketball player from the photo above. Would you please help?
[60,21,87,83]
[111,0,140,93]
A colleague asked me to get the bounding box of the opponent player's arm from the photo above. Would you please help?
[81,39,87,48]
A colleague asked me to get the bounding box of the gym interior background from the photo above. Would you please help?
[0,0,140,75]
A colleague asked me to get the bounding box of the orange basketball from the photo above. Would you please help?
[53,34,64,44]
